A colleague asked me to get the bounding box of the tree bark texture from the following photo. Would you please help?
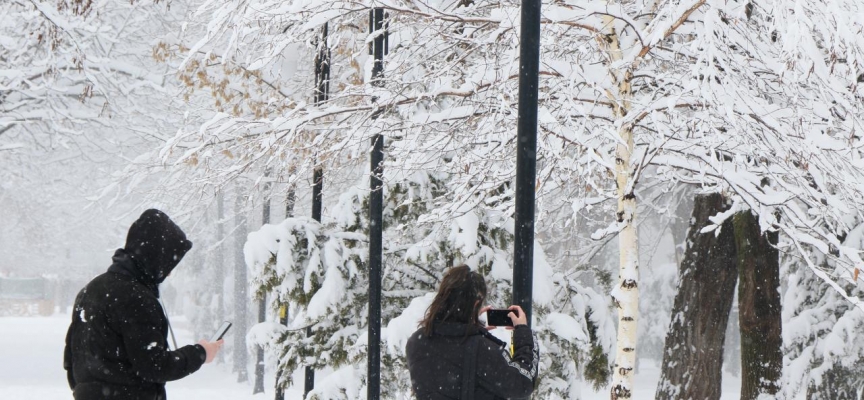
[734,211,782,400]
[655,193,738,400]
[598,9,640,400]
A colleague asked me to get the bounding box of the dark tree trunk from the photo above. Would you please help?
[233,187,249,383]
[734,211,782,400]
[655,193,738,400]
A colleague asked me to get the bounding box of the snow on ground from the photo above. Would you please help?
[1,313,743,399]
[580,359,742,400]
[0,313,301,400]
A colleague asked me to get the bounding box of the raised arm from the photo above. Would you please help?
[475,325,539,398]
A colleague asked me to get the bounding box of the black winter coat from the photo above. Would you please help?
[64,209,206,400]
[406,322,539,400]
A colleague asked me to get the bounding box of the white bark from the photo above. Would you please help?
[611,194,639,400]
[601,11,640,400]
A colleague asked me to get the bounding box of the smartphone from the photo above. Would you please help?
[210,321,232,342]
[486,309,514,327]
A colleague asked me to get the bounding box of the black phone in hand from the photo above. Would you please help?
[486,309,514,327]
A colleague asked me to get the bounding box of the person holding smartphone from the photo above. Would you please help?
[406,265,539,400]
[64,209,224,400]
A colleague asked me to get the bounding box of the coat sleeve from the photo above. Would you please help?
[117,293,207,383]
[474,325,539,399]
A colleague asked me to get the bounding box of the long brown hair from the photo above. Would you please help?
[419,265,487,335]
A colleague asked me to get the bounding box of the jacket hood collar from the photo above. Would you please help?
[108,248,160,296]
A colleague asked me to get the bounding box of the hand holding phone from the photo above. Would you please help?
[506,305,527,327]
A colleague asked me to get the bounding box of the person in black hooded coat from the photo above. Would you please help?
[64,209,223,400]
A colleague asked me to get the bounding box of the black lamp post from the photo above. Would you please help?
[512,0,541,326]
[367,7,387,400]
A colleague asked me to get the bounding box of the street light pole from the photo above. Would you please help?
[367,7,386,400]
[512,0,541,326]
[302,22,330,399]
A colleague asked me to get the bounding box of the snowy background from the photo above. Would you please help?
[4,0,864,399]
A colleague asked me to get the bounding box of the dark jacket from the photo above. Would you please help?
[64,209,206,400]
[406,322,539,400]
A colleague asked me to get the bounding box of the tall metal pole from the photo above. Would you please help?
[512,0,541,326]
[253,171,271,394]
[303,22,330,399]
[367,8,386,400]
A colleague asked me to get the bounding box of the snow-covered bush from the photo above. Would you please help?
[783,228,864,400]
[244,169,616,398]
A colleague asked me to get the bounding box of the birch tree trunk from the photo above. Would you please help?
[734,211,782,400]
[610,125,639,400]
[600,14,639,399]
[655,193,738,400]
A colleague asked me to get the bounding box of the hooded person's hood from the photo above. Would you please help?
[117,209,193,287]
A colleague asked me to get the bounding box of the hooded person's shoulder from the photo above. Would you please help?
[79,271,135,298]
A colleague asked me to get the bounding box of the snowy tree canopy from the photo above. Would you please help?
[154,0,864,396]
[174,0,864,291]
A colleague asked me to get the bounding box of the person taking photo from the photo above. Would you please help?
[406,265,539,399]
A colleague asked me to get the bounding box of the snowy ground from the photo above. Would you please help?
[580,360,742,400]
[0,313,301,400]
[1,314,742,399]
